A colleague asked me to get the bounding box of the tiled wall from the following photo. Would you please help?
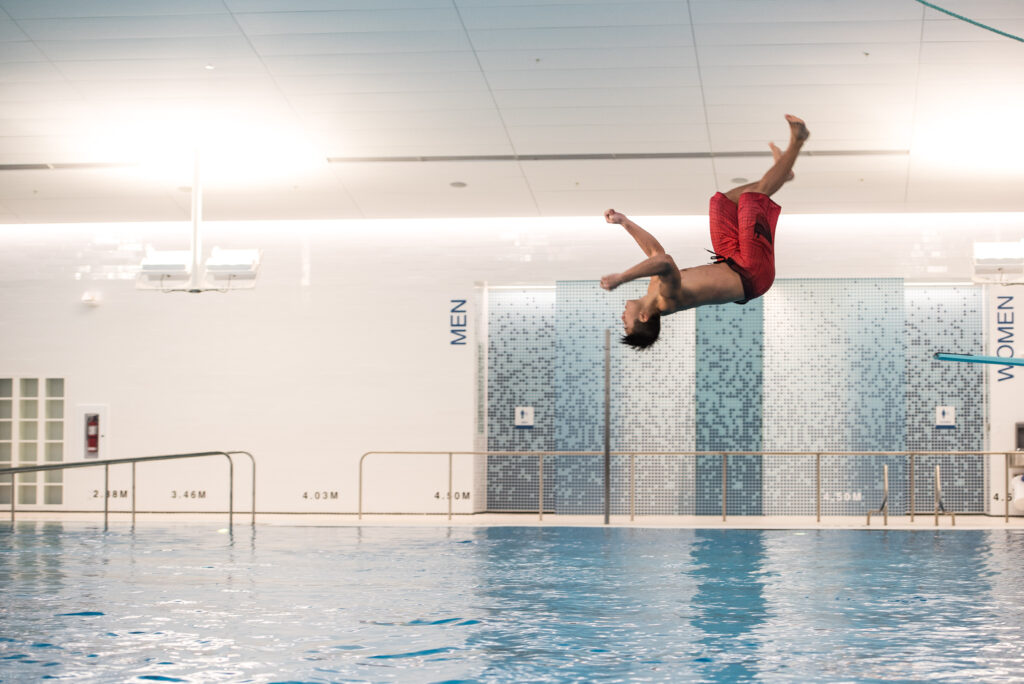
[905,287,985,513]
[554,280,696,515]
[763,279,907,515]
[487,280,985,516]
[486,289,556,511]
[695,300,764,515]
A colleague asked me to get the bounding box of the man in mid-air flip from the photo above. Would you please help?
[601,114,809,349]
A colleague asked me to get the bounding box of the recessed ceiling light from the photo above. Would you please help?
[204,64,215,70]
[450,181,467,188]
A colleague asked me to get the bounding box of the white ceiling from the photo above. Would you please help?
[1,0,1023,224]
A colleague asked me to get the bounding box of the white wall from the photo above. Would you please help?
[1,220,485,515]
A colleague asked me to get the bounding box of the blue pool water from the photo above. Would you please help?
[2,523,1024,683]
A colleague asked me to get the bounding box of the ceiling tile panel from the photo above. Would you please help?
[0,59,65,82]
[521,158,715,191]
[0,41,46,61]
[694,20,922,45]
[57,57,268,81]
[476,46,696,71]
[34,36,257,61]
[262,51,480,76]
[249,30,471,56]
[287,90,498,113]
[458,2,690,30]
[233,9,462,35]
[16,15,241,41]
[501,105,705,127]
[0,0,227,19]
[488,66,699,90]
[275,71,489,95]
[696,43,921,66]
[492,86,702,109]
[467,25,692,50]
[508,123,711,151]
[0,17,30,40]
[226,0,451,10]
[689,0,922,24]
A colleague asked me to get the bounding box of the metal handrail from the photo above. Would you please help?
[866,464,889,526]
[0,450,256,528]
[358,450,1017,523]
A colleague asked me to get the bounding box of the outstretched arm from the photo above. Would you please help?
[601,253,680,292]
[605,209,664,257]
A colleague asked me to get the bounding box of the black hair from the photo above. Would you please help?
[620,314,661,350]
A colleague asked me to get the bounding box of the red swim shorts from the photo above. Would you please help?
[708,191,782,304]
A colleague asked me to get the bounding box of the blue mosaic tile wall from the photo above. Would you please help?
[486,289,556,511]
[554,280,696,515]
[486,280,986,517]
[695,300,764,516]
[762,279,907,516]
[905,287,985,513]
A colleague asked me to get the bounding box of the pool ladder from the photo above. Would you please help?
[867,463,956,526]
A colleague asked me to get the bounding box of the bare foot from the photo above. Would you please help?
[785,114,809,142]
[769,142,795,181]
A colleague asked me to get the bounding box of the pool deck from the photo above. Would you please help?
[8,511,1024,530]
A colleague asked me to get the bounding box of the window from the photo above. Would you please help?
[0,377,64,506]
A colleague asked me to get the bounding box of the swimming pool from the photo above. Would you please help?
[2,524,1023,682]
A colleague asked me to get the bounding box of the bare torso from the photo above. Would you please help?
[648,262,745,314]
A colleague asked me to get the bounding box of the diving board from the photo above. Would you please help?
[934,352,1024,367]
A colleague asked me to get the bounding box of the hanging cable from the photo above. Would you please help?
[913,0,1024,43]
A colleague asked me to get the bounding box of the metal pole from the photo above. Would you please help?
[188,148,203,292]
[538,453,544,522]
[448,452,453,521]
[9,472,15,522]
[934,465,940,527]
[131,462,136,527]
[815,453,821,522]
[721,453,728,522]
[604,328,611,525]
[104,464,109,530]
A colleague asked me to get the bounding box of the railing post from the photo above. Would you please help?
[629,453,635,522]
[358,453,366,520]
[1006,453,1011,524]
[934,465,940,527]
[721,453,727,522]
[104,464,109,530]
[538,453,544,522]
[9,472,14,523]
[815,453,821,523]
[909,453,915,523]
[227,454,234,528]
[448,452,453,521]
[131,462,136,527]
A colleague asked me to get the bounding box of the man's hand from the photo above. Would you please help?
[600,274,622,291]
[604,208,626,225]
